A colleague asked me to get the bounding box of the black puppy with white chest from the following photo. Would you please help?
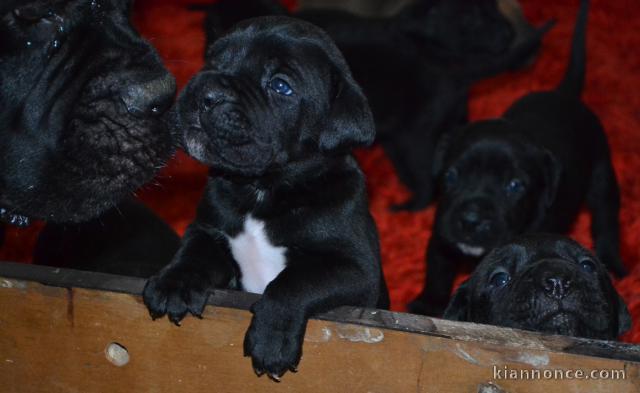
[143,16,389,380]
[201,0,552,211]
[410,0,626,316]
[444,234,631,340]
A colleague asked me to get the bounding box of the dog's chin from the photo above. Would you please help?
[537,311,581,336]
[2,104,173,223]
[531,311,605,339]
[456,243,487,257]
[438,214,506,258]
[185,135,275,178]
[445,236,495,257]
[508,308,607,339]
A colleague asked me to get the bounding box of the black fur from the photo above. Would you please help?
[410,0,626,317]
[33,199,180,278]
[199,0,552,210]
[0,0,176,226]
[444,234,631,340]
[143,16,388,380]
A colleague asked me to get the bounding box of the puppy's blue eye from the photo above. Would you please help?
[489,271,510,287]
[505,179,524,195]
[269,78,293,96]
[444,168,459,188]
[580,259,596,273]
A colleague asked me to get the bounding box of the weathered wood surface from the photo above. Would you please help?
[0,262,639,392]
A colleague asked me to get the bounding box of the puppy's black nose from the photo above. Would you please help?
[540,270,572,300]
[459,210,492,234]
[121,72,176,117]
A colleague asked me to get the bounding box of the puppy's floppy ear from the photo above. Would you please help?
[432,131,454,177]
[617,295,632,336]
[443,280,471,321]
[527,148,561,230]
[319,67,375,154]
[539,149,561,208]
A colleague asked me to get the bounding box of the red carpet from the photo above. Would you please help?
[2,0,639,342]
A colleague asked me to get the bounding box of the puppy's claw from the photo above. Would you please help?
[268,373,282,383]
[169,315,183,326]
[253,368,265,377]
[289,365,298,373]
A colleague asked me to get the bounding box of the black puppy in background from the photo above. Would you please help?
[444,234,631,341]
[143,16,389,380]
[201,0,552,210]
[0,0,180,273]
[410,0,626,317]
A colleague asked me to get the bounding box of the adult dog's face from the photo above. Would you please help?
[444,235,631,340]
[0,0,176,223]
[433,120,560,257]
[176,16,374,177]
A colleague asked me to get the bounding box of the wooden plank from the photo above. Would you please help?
[0,264,639,392]
[1,261,639,363]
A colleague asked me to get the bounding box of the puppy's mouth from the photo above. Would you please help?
[184,124,275,177]
[457,243,486,257]
[540,310,576,324]
[519,303,609,339]
[537,310,583,336]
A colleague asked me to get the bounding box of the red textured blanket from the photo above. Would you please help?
[2,0,639,342]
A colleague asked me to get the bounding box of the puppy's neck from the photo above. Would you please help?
[221,155,349,190]
[217,155,360,214]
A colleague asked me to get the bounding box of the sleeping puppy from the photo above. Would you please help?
[409,0,626,316]
[200,0,552,210]
[444,234,631,340]
[0,0,176,227]
[143,16,389,380]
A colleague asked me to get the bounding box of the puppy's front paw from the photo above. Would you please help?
[143,266,212,325]
[243,300,305,381]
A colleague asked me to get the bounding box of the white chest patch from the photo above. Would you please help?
[228,215,287,295]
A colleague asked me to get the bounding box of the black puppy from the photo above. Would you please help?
[410,0,626,317]
[0,0,176,227]
[444,234,631,340]
[201,0,552,210]
[143,16,389,380]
